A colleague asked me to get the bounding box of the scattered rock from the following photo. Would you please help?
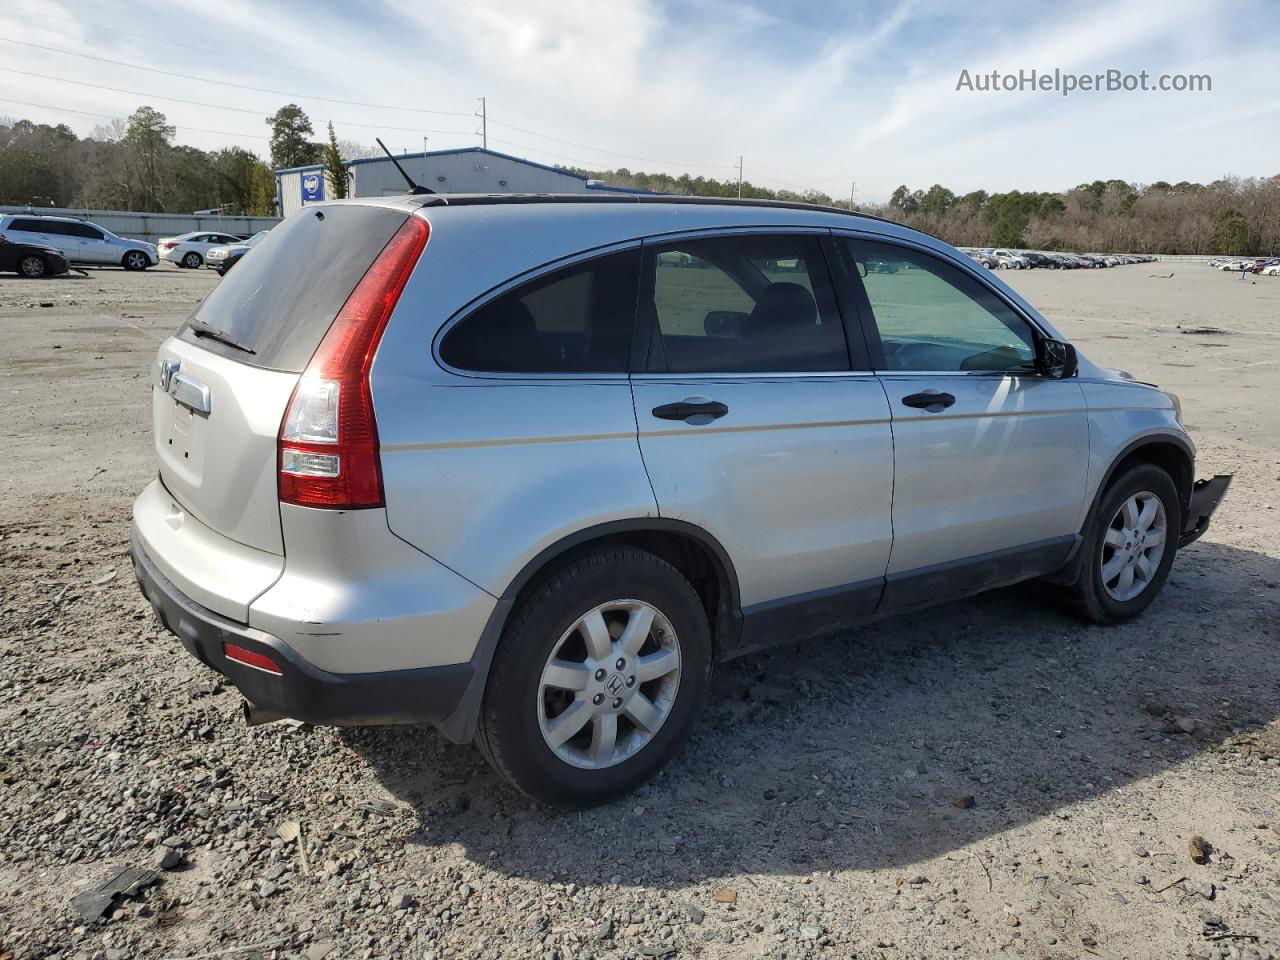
[799,925,822,940]
[951,795,976,809]
[151,847,182,870]
[713,887,737,904]
[305,943,336,960]
[1188,835,1213,864]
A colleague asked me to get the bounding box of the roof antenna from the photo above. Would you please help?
[376,137,433,195]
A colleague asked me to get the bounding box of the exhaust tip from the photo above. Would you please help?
[242,699,286,727]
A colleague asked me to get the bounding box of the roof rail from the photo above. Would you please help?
[411,192,896,226]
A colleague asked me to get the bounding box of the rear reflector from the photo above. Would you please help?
[278,215,429,508]
[223,643,283,675]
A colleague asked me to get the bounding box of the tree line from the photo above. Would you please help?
[0,104,365,215]
[4,102,1275,255]
[576,167,1280,255]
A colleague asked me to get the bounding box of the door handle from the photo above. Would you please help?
[901,391,956,410]
[652,398,729,422]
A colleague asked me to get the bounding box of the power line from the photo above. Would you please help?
[0,36,474,117]
[0,68,474,138]
[0,1,476,104]
[486,117,733,170]
[0,27,738,173]
[0,96,269,140]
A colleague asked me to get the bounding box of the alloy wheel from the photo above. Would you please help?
[1100,491,1168,602]
[537,599,681,770]
[19,256,45,278]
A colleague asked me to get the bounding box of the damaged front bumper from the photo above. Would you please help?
[1179,474,1232,547]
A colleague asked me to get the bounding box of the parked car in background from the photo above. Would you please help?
[992,249,1029,269]
[158,231,247,269]
[206,231,269,276]
[0,234,70,278]
[1262,263,1280,276]
[131,194,1230,806]
[963,250,998,269]
[1249,258,1280,274]
[1018,252,1054,269]
[0,215,156,270]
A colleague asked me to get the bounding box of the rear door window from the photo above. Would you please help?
[179,205,409,371]
[643,234,849,373]
[439,249,640,374]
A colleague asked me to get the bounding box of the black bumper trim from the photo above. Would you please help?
[130,531,473,726]
[1179,474,1232,547]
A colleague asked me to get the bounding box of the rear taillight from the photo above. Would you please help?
[160,242,176,250]
[278,216,429,509]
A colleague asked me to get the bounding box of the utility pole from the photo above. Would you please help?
[737,155,743,199]
[477,97,487,149]
[849,180,856,210]
[423,136,428,155]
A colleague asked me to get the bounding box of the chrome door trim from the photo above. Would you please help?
[154,359,212,415]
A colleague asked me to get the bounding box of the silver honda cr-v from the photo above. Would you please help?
[131,194,1230,806]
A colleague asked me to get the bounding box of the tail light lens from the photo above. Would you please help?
[161,242,176,250]
[278,215,429,508]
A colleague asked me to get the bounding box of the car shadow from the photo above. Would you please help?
[340,538,1279,886]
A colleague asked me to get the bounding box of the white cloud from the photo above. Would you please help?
[0,0,1272,200]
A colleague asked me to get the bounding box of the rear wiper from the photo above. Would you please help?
[187,319,256,355]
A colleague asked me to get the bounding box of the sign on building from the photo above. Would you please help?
[301,173,324,203]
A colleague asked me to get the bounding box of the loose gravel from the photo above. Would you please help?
[1,265,1278,960]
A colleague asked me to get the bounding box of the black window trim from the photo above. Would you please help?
[633,226,871,380]
[431,238,644,382]
[831,228,1054,378]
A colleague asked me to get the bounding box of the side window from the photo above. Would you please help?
[644,234,848,373]
[40,221,70,236]
[440,248,640,374]
[8,219,41,233]
[842,239,1037,373]
[70,223,103,239]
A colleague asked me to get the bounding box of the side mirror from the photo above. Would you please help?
[1036,337,1078,379]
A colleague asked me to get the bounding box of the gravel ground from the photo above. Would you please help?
[1,263,1278,960]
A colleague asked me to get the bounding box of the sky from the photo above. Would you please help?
[0,0,1276,202]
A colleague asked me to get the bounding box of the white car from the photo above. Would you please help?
[0,214,157,270]
[992,248,1030,269]
[158,231,248,269]
[1262,264,1280,276]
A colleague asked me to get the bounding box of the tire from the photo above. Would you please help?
[18,255,47,278]
[1062,464,1182,625]
[182,251,202,269]
[122,251,149,271]
[477,546,712,807]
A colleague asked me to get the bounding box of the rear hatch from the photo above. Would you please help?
[152,203,411,558]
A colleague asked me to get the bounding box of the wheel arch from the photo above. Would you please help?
[436,518,742,744]
[1045,432,1194,587]
[1097,434,1194,512]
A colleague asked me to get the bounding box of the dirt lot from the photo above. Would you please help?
[1,262,1277,960]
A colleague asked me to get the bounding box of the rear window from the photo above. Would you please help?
[179,205,409,371]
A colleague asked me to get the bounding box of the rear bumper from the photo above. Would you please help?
[130,530,473,726]
[1180,474,1232,547]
